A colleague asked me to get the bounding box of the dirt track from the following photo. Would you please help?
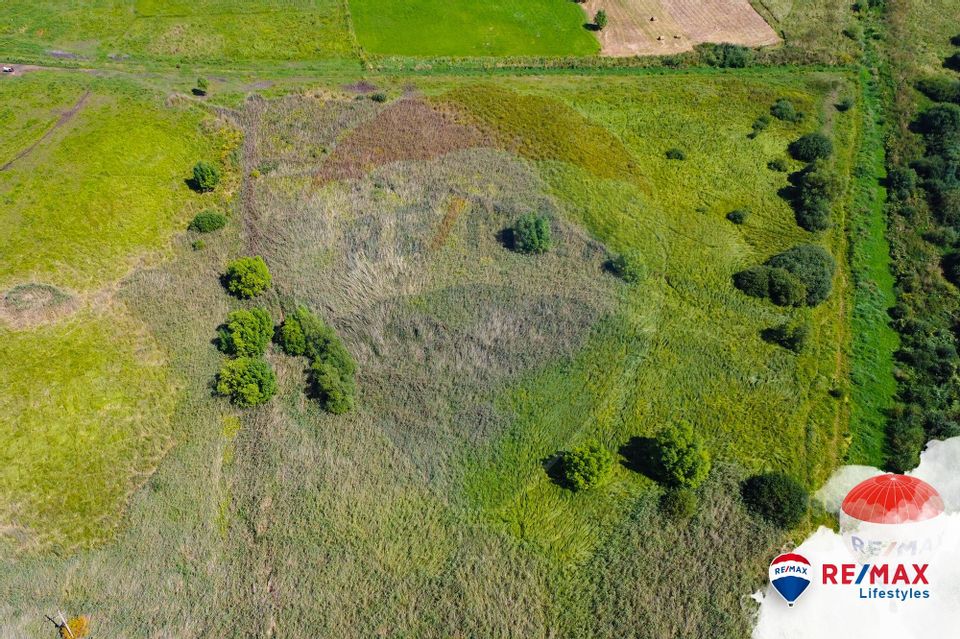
[582,0,780,57]
[0,90,91,172]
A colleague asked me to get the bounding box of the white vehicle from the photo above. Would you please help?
[1,66,13,73]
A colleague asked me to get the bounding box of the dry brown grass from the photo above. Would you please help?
[583,0,779,56]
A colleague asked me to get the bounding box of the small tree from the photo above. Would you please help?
[766,244,836,306]
[194,77,209,96]
[665,147,686,160]
[733,265,771,299]
[654,421,711,489]
[609,249,644,283]
[764,319,810,353]
[216,357,278,407]
[788,132,833,162]
[512,213,552,254]
[726,209,749,224]
[218,308,273,357]
[192,161,221,192]
[770,98,804,123]
[559,441,614,491]
[594,10,608,30]
[188,210,227,233]
[224,256,272,298]
[741,472,808,528]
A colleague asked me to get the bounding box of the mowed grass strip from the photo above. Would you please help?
[349,0,599,56]
[0,73,213,292]
[0,308,177,551]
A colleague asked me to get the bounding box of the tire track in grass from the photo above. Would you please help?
[0,90,90,172]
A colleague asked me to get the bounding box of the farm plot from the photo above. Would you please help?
[0,70,858,638]
[582,0,779,56]
[348,0,599,56]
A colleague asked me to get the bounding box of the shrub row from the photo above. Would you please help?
[278,307,357,414]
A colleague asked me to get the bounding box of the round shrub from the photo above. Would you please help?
[610,249,645,283]
[218,308,273,357]
[726,209,749,224]
[311,356,356,414]
[741,472,808,528]
[733,265,771,299]
[224,256,272,298]
[770,99,803,123]
[593,10,608,30]
[189,210,227,233]
[660,488,698,522]
[192,161,221,192]
[766,245,836,306]
[764,319,810,353]
[767,268,807,306]
[559,441,614,491]
[216,357,278,407]
[653,421,711,489]
[945,52,960,72]
[835,97,855,112]
[788,132,833,162]
[914,104,960,154]
[665,147,686,160]
[512,213,552,254]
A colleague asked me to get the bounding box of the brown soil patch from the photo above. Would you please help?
[0,283,79,329]
[316,98,489,183]
[582,0,780,57]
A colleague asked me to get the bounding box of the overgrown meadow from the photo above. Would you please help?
[0,67,862,637]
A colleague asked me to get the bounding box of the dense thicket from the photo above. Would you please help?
[278,306,357,414]
[741,472,808,528]
[734,245,835,307]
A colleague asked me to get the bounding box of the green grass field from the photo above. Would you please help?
[349,0,599,57]
[0,68,862,637]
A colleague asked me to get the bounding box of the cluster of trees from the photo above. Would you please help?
[214,261,279,407]
[734,244,836,308]
[277,307,357,414]
[882,40,960,471]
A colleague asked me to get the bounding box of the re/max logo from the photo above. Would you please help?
[822,563,929,585]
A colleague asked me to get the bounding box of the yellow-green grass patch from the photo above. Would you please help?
[0,308,177,551]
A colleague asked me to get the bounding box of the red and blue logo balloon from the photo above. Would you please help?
[768,552,812,607]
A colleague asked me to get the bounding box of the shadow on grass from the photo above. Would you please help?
[541,452,568,489]
[619,436,666,483]
[496,227,515,251]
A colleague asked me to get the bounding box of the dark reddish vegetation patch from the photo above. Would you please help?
[342,80,378,94]
[317,99,490,183]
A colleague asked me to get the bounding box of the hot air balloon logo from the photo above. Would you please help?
[768,552,812,607]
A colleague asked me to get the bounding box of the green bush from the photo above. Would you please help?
[766,244,836,306]
[835,97,855,112]
[370,92,388,103]
[192,161,221,192]
[749,115,770,138]
[593,10,607,30]
[767,268,807,306]
[916,77,960,103]
[886,167,917,200]
[770,98,804,123]
[764,319,811,353]
[665,147,686,160]
[653,421,711,489]
[278,306,357,414]
[194,77,209,96]
[218,308,273,357]
[726,209,749,224]
[224,256,272,298]
[609,249,645,283]
[660,488,698,522]
[559,441,614,491]
[768,157,789,172]
[188,210,227,233]
[945,52,960,72]
[788,132,833,162]
[192,239,206,251]
[913,104,960,154]
[511,213,552,254]
[277,316,307,356]
[701,43,750,68]
[741,472,808,528]
[216,357,278,407]
[733,266,771,299]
